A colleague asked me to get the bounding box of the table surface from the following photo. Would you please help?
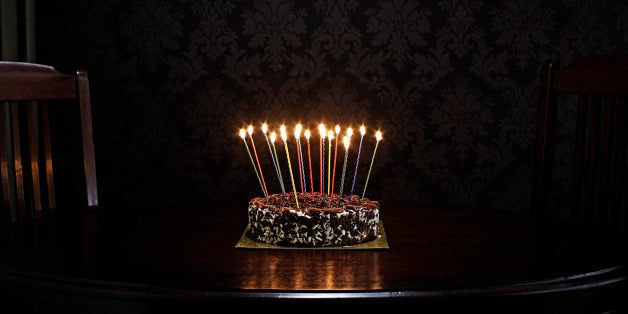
[0,201,626,310]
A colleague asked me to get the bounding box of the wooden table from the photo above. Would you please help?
[0,201,626,313]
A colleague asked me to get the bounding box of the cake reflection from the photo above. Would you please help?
[239,250,382,290]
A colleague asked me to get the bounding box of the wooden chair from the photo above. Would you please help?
[0,62,98,225]
[532,54,628,232]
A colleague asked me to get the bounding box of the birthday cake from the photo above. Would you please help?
[247,192,380,247]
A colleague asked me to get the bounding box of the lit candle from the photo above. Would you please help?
[331,124,340,196]
[248,125,268,198]
[270,131,286,196]
[362,130,382,199]
[294,124,305,193]
[240,129,267,201]
[327,130,334,195]
[346,127,354,140]
[263,123,284,195]
[341,128,353,195]
[298,130,307,193]
[351,125,366,195]
[304,129,314,197]
[281,125,299,208]
[339,135,350,197]
[318,124,326,196]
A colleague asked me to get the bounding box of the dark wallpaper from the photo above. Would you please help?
[35,0,626,213]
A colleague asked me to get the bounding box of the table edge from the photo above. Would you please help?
[1,264,625,301]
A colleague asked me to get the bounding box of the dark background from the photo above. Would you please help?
[34,0,626,214]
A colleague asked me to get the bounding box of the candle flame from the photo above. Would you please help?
[375,130,382,141]
[346,127,353,137]
[294,123,302,138]
[261,123,268,134]
[239,128,246,139]
[343,135,350,149]
[327,130,334,140]
[318,123,326,137]
[360,125,366,136]
[280,125,288,142]
[247,125,253,136]
[304,129,311,140]
[270,131,277,143]
[334,124,340,135]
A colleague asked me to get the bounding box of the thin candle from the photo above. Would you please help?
[294,124,304,193]
[263,123,284,195]
[298,131,307,193]
[248,125,268,198]
[281,125,299,208]
[240,129,267,201]
[331,124,340,196]
[270,131,286,196]
[305,129,314,197]
[362,130,382,198]
[318,124,326,196]
[351,125,366,195]
[327,130,334,195]
[339,135,350,197]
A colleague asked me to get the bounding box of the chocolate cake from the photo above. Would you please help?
[247,192,380,247]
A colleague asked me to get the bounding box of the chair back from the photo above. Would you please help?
[532,54,628,232]
[0,62,98,225]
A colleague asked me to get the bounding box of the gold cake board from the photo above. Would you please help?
[235,220,389,250]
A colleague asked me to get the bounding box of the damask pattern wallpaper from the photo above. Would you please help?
[36,0,625,212]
